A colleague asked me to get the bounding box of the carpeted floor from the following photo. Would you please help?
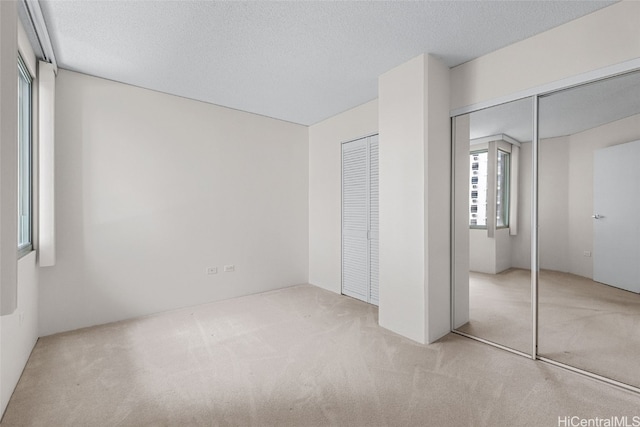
[457,269,640,388]
[2,284,639,426]
[457,269,533,354]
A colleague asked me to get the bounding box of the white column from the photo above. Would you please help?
[38,61,56,267]
[378,54,451,344]
[424,55,452,343]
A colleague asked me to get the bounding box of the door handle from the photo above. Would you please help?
[592,214,604,219]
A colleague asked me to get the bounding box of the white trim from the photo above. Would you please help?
[17,20,36,77]
[340,132,379,146]
[531,95,539,360]
[24,0,57,72]
[450,58,640,117]
[452,331,533,360]
[538,357,640,395]
[453,333,640,394]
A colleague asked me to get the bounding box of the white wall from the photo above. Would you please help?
[453,115,470,328]
[469,228,511,274]
[538,136,570,272]
[308,100,378,294]
[378,55,426,343]
[378,54,450,344]
[1,253,38,414]
[509,142,532,270]
[450,1,640,111]
[424,55,452,343]
[566,114,640,279]
[0,0,635,411]
[495,228,511,273]
[1,12,40,418]
[39,70,309,336]
[518,115,640,279]
[511,138,569,273]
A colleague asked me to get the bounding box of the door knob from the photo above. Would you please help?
[592,214,603,219]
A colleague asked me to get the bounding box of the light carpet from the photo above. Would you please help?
[2,284,639,426]
[457,269,640,388]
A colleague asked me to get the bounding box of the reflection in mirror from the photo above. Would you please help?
[453,97,533,354]
[538,70,640,387]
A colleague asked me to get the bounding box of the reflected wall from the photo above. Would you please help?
[453,97,533,354]
[452,69,640,390]
[537,71,640,388]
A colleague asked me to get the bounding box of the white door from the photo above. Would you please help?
[593,139,640,293]
[342,135,379,305]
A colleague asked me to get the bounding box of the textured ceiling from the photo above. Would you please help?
[539,70,640,139]
[469,70,640,142]
[40,0,616,125]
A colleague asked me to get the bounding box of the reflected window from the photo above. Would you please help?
[469,151,488,227]
[469,149,509,228]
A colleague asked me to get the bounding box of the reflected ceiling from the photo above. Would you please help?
[470,71,640,142]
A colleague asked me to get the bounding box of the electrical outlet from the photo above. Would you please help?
[583,251,592,257]
[207,267,218,275]
[224,265,235,272]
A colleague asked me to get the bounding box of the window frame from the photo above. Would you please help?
[17,54,33,258]
[469,149,488,229]
[468,147,511,230]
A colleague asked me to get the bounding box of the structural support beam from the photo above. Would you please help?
[378,54,451,344]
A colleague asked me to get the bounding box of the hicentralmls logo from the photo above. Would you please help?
[558,416,640,427]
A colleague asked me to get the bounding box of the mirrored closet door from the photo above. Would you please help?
[453,97,533,355]
[537,70,640,389]
[453,69,640,391]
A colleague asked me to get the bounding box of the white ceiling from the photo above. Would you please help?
[539,71,640,139]
[469,70,640,142]
[39,0,617,126]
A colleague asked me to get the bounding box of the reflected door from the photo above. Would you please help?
[538,70,640,389]
[593,139,640,293]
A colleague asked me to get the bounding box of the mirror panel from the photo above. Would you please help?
[538,70,640,387]
[453,97,533,354]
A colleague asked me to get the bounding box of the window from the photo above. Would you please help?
[469,149,510,229]
[18,56,32,255]
[469,151,488,227]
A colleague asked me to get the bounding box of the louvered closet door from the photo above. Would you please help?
[342,138,369,301]
[342,135,379,306]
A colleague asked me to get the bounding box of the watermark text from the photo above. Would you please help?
[558,416,640,427]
